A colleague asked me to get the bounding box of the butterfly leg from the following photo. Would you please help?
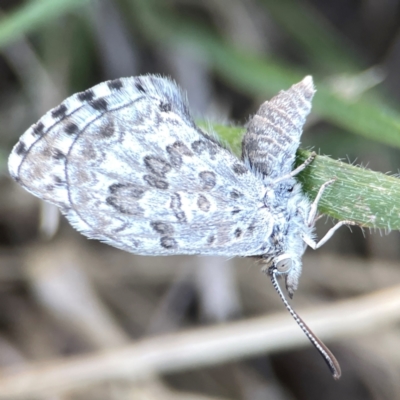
[303,220,358,249]
[273,151,316,184]
[307,178,336,226]
[303,178,357,249]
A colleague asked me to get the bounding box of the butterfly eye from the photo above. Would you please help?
[275,257,292,273]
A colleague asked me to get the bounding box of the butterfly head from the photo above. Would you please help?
[267,253,301,298]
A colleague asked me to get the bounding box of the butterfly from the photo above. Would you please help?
[9,75,355,379]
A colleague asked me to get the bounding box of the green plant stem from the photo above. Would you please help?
[210,125,400,230]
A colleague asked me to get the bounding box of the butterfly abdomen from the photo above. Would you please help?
[242,76,315,180]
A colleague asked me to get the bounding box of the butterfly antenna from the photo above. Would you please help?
[267,266,341,380]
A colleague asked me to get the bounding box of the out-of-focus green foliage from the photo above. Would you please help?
[0,0,90,48]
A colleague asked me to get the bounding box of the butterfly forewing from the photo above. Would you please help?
[9,76,272,256]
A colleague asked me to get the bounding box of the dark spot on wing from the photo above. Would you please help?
[135,81,146,93]
[191,140,219,157]
[112,222,130,234]
[159,101,171,112]
[144,175,169,189]
[106,197,127,214]
[151,221,174,235]
[107,79,123,90]
[175,211,186,223]
[172,141,193,156]
[230,189,243,199]
[99,120,115,138]
[206,143,219,156]
[160,236,177,249]
[15,142,27,155]
[247,222,256,233]
[197,194,211,212]
[109,183,146,199]
[51,104,67,119]
[144,155,171,177]
[191,140,206,154]
[53,176,64,186]
[80,143,97,160]
[232,163,248,175]
[75,170,90,184]
[170,193,186,222]
[65,122,79,135]
[90,98,108,112]
[78,89,95,102]
[53,149,65,160]
[105,196,143,215]
[199,171,216,191]
[109,183,124,194]
[207,235,215,245]
[170,193,181,208]
[32,122,44,136]
[167,141,193,169]
[231,209,241,215]
[234,228,243,238]
[41,147,51,158]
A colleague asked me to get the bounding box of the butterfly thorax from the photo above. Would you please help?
[261,177,313,295]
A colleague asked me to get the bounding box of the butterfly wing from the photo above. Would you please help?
[242,76,315,180]
[9,75,273,256]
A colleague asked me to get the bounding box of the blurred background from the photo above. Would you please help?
[1,0,400,399]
